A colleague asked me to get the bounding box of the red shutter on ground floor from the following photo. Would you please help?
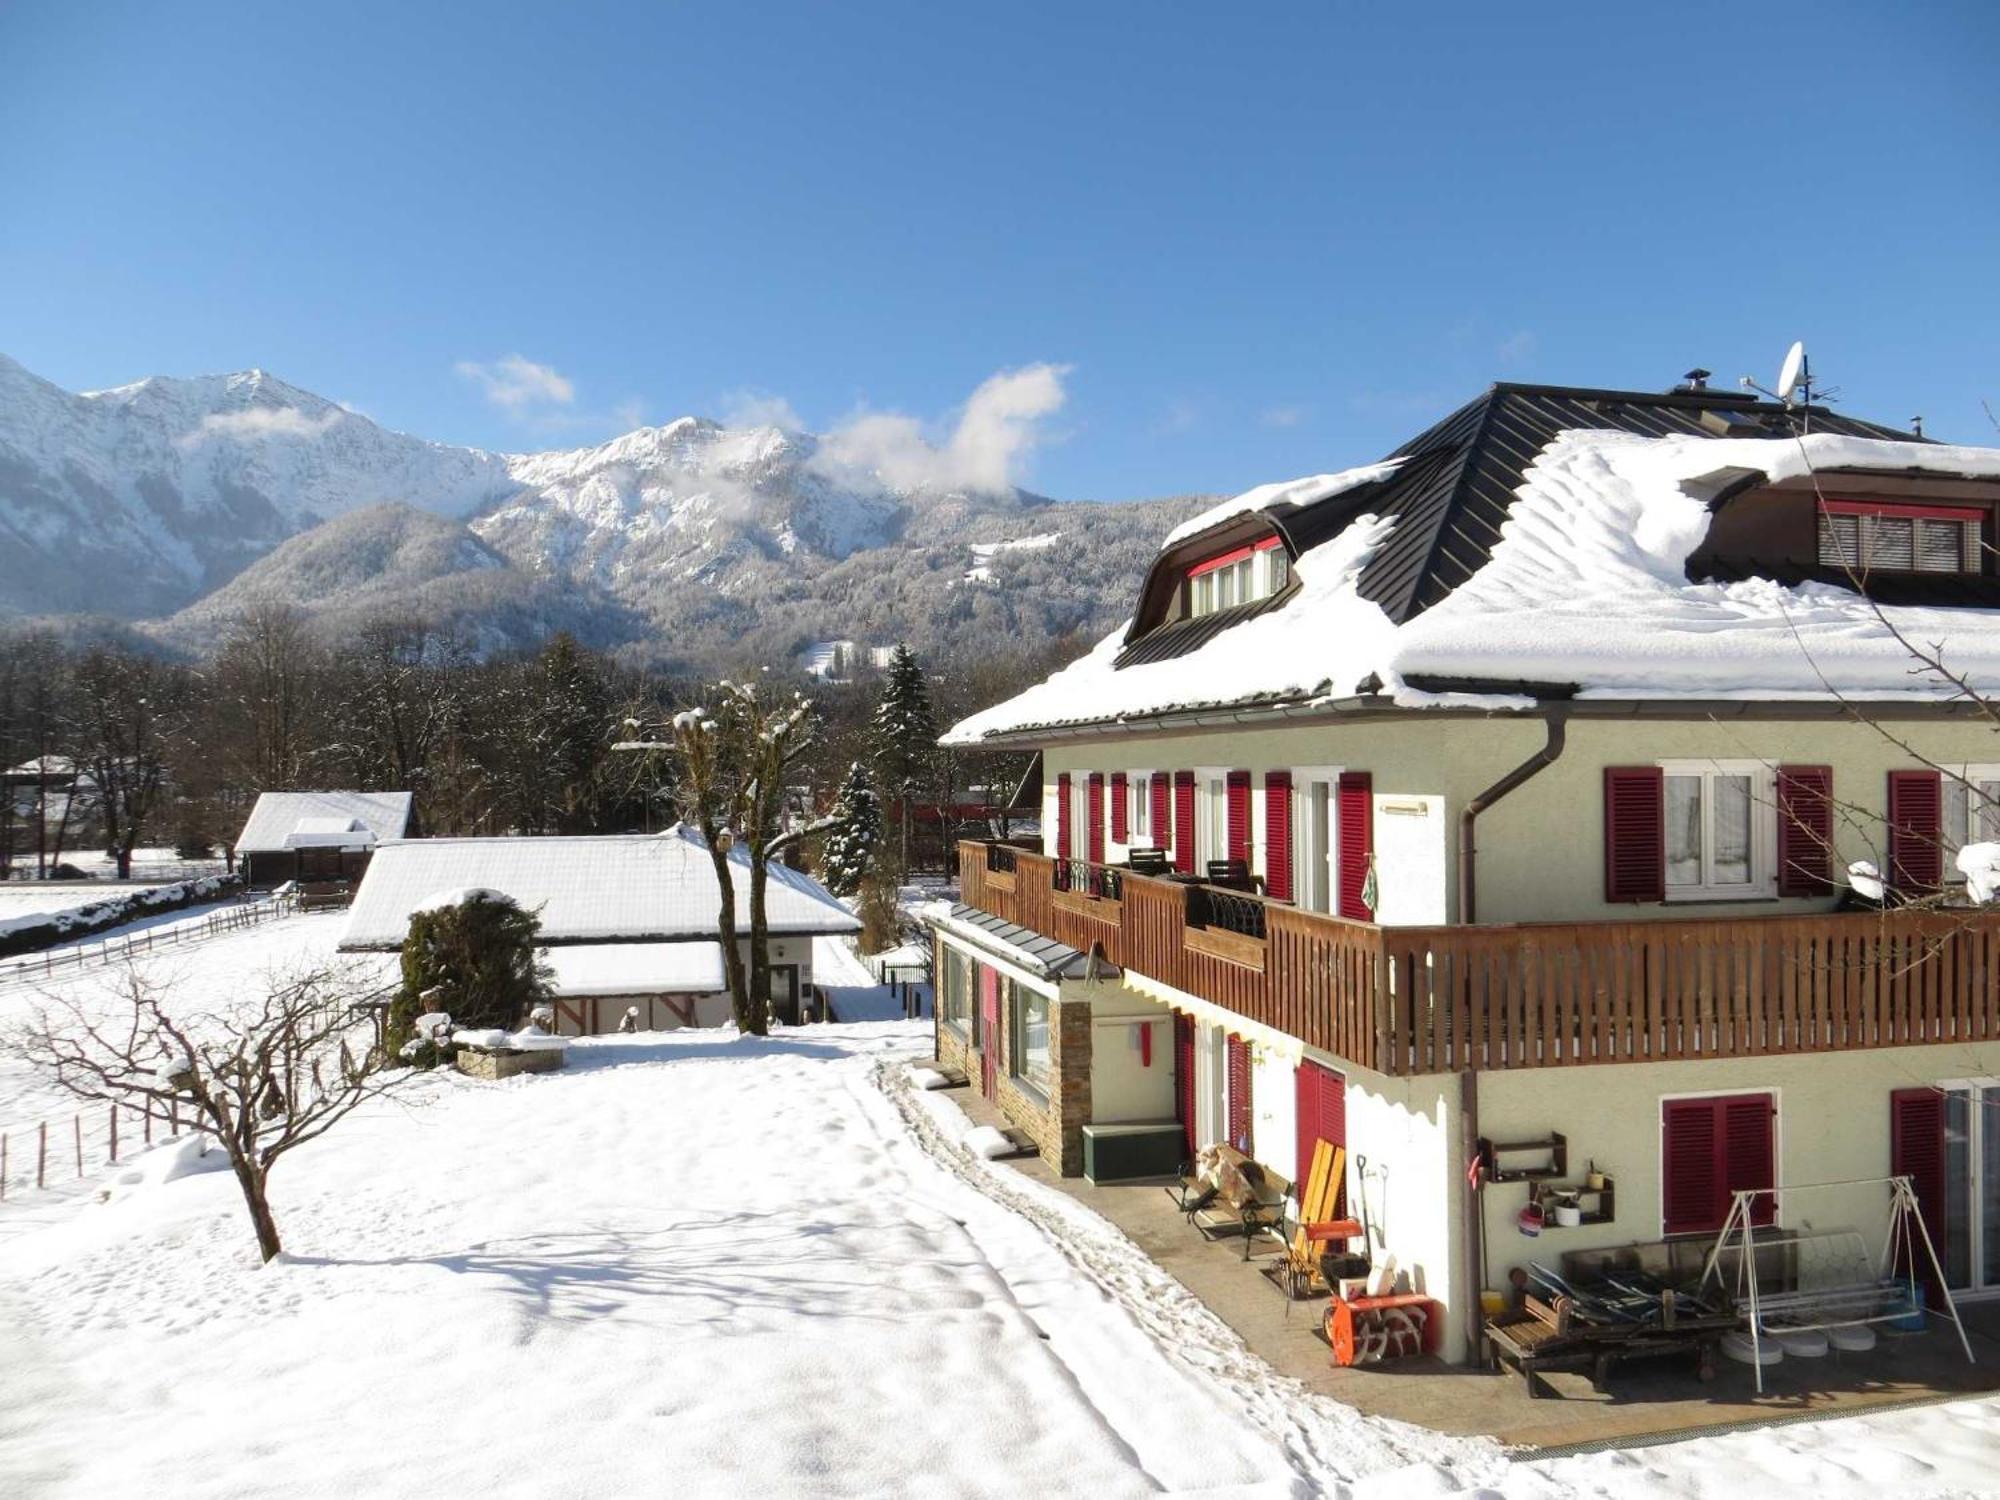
[1294,1060,1346,1216]
[1175,1013,1196,1163]
[1168,776,1184,880]
[1889,769,1944,895]
[1662,1093,1774,1235]
[1891,1087,1947,1301]
[1226,1034,1253,1156]
[1776,765,1835,897]
[1264,771,1294,902]
[1604,766,1666,903]
[1055,773,1072,860]
[1150,774,1170,849]
[1110,772,1128,842]
[1336,771,1373,920]
[1226,770,1251,868]
[1087,773,1106,865]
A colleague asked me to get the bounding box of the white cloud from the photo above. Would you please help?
[812,363,1071,494]
[174,406,344,449]
[720,389,807,432]
[1496,330,1538,367]
[455,354,576,412]
[1260,404,1308,429]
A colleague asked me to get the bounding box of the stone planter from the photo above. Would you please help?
[454,1043,567,1081]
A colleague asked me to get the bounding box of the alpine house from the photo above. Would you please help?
[934,378,2000,1362]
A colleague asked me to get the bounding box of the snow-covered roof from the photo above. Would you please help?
[339,826,860,950]
[541,942,728,996]
[1159,462,1402,548]
[945,424,2000,744]
[237,791,413,853]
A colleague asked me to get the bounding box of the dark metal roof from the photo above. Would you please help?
[1116,383,1930,663]
[1348,384,1924,625]
[940,902,1093,979]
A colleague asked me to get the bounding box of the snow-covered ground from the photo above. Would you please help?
[0,886,159,922]
[6,917,2000,1497]
[0,913,390,1137]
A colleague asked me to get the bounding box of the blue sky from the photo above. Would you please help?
[2,2,1996,499]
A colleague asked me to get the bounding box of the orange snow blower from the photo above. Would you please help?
[1325,1293,1435,1367]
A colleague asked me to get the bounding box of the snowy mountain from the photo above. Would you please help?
[0,355,517,617]
[0,355,1205,667]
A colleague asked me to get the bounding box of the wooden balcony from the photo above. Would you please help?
[956,840,2000,1078]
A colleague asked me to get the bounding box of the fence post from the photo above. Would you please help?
[37,1121,47,1189]
[109,1104,118,1163]
[1,1132,8,1201]
[74,1114,82,1177]
[144,1097,153,1145]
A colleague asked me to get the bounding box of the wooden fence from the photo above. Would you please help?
[0,1098,205,1202]
[0,897,285,992]
[958,840,2000,1078]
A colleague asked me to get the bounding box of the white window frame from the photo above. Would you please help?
[1291,765,1343,915]
[1196,766,1230,870]
[1943,764,2000,880]
[1129,770,1155,845]
[1658,759,1777,902]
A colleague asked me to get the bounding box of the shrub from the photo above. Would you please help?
[387,890,552,1057]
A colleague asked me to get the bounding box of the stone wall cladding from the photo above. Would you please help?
[454,1046,566,1081]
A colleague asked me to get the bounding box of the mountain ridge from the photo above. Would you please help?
[0,355,1210,670]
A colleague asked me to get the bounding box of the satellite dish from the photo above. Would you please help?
[1776,341,1807,403]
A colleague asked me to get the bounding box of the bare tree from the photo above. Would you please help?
[68,645,190,879]
[650,680,839,1035]
[16,967,403,1262]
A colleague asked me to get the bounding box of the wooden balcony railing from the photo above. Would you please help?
[956,839,2000,1078]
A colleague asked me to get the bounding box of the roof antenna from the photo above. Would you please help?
[1738,341,1836,434]
[1911,415,1925,437]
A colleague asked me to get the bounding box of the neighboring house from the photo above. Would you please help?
[337,826,861,1028]
[936,378,2000,1362]
[235,791,414,888]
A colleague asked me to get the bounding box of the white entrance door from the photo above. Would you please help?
[1295,772,1338,914]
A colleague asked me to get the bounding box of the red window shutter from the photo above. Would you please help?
[1891,1087,1947,1301]
[1086,773,1106,865]
[1150,775,1170,849]
[1175,1014,1196,1161]
[1226,770,1251,867]
[1109,772,1128,843]
[1663,1093,1774,1235]
[1661,1098,1721,1236]
[1603,766,1666,903]
[1054,773,1072,860]
[1888,769,1943,894]
[1294,1059,1345,1215]
[1776,765,1835,897]
[1336,771,1373,920]
[1226,1034,1253,1155]
[1264,771,1294,902]
[1173,771,1196,874]
[1722,1094,1776,1228]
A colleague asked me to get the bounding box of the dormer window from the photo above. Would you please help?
[1187,537,1289,619]
[1818,500,1985,576]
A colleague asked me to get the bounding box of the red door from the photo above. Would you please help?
[978,965,1001,1101]
[1295,1060,1346,1214]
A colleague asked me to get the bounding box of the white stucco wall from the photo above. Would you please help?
[1475,1040,2000,1309]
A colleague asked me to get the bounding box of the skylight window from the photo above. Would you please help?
[1186,537,1290,619]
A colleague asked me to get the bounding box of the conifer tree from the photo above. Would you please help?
[388,890,553,1054]
[821,760,881,897]
[871,644,938,874]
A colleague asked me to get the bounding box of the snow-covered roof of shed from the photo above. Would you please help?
[237,791,413,853]
[541,942,728,996]
[944,424,2000,744]
[338,826,860,950]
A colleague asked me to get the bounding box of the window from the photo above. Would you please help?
[1010,981,1051,1094]
[1943,766,2000,878]
[1660,760,1775,900]
[1818,501,1984,576]
[1186,538,1293,619]
[1130,773,1153,842]
[1662,1092,1776,1236]
[939,948,971,1033]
